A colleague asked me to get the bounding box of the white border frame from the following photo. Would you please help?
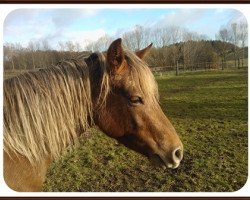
[0,3,249,197]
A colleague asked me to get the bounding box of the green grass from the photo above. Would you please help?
[4,68,248,192]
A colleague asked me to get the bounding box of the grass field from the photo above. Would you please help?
[4,68,248,192]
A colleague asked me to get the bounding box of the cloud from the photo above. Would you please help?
[4,19,53,38]
[64,29,105,41]
[4,9,42,26]
[49,29,106,49]
[4,8,246,49]
[3,8,101,49]
[156,9,206,28]
[4,8,99,33]
[227,9,248,25]
[4,9,53,40]
[37,29,106,50]
[49,9,99,28]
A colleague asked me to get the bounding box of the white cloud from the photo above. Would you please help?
[228,9,247,25]
[156,9,206,28]
[24,29,106,50]
[63,29,106,43]
[4,9,42,26]
[3,8,103,49]
[5,18,53,37]
[4,8,99,34]
[4,8,246,50]
[42,29,107,50]
[49,9,99,28]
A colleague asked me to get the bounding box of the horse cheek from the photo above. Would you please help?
[95,107,126,138]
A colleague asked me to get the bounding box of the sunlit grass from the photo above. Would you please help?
[4,68,248,192]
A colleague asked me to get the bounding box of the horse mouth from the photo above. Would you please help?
[117,135,181,169]
[149,153,167,169]
[149,153,180,169]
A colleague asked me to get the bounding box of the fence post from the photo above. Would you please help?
[176,61,179,76]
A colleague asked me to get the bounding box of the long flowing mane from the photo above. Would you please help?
[3,50,158,164]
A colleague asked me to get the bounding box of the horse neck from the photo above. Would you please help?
[87,57,110,112]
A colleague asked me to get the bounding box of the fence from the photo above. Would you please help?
[150,59,248,73]
[4,58,248,79]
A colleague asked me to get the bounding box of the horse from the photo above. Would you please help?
[3,38,183,192]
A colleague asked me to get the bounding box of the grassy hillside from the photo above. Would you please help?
[36,69,247,192]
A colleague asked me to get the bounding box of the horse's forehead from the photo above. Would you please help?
[122,73,148,95]
[113,73,133,89]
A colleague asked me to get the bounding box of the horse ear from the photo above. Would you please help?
[136,43,153,59]
[107,38,126,75]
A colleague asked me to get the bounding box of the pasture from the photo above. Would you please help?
[4,68,248,192]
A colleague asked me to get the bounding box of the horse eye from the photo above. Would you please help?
[129,96,143,105]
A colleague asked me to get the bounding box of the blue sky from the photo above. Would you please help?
[3,8,247,49]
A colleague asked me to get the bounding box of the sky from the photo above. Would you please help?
[3,8,247,50]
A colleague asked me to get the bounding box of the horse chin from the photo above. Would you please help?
[148,153,179,170]
[148,153,166,169]
[117,135,180,169]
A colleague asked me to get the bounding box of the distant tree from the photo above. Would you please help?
[133,25,144,50]
[75,42,81,52]
[122,25,149,51]
[182,31,205,70]
[230,23,240,68]
[28,41,36,69]
[238,22,248,67]
[65,41,75,52]
[41,39,50,51]
[85,34,113,52]
[4,43,16,70]
[169,26,182,75]
[152,27,171,48]
[216,28,231,69]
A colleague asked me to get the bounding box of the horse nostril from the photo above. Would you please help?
[173,147,183,162]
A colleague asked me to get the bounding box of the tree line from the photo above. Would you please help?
[4,20,247,71]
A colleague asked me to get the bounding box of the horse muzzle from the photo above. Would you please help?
[149,146,183,169]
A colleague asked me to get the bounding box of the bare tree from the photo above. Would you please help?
[170,26,182,44]
[238,21,248,67]
[122,30,138,50]
[66,41,75,52]
[169,26,182,75]
[122,25,146,51]
[182,30,202,70]
[152,27,171,48]
[84,40,95,52]
[230,23,240,68]
[216,27,230,69]
[41,39,52,67]
[28,41,36,69]
[41,40,50,51]
[133,25,144,50]
[58,41,65,51]
[15,42,28,70]
[85,34,112,52]
[4,43,16,71]
[75,42,81,52]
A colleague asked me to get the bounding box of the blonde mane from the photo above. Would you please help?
[125,50,159,103]
[3,50,157,164]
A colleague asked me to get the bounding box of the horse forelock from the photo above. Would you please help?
[98,49,158,103]
[124,50,159,104]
